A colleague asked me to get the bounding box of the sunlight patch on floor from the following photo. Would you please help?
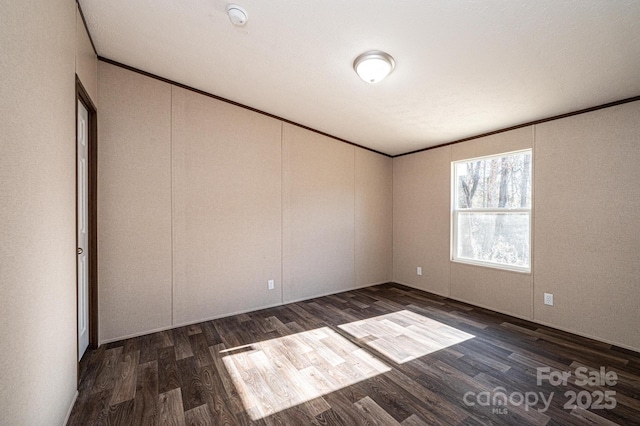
[339,310,475,363]
[220,326,390,420]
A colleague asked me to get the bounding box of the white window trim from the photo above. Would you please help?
[450,149,532,274]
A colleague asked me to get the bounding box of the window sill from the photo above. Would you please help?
[451,258,531,275]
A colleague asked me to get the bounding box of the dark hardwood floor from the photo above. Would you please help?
[68,283,640,425]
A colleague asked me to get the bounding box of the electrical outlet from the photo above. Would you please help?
[417,267,422,276]
[268,279,275,290]
[544,293,553,306]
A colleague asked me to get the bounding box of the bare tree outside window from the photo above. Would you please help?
[453,150,532,271]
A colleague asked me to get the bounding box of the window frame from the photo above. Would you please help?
[450,149,532,274]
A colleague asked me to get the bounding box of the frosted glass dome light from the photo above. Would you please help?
[353,51,395,83]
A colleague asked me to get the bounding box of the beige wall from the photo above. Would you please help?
[172,87,282,325]
[393,103,640,351]
[449,127,534,318]
[356,149,393,287]
[534,102,640,350]
[98,63,173,341]
[98,64,392,342]
[76,5,97,105]
[0,0,78,424]
[282,124,356,302]
[393,146,451,296]
[98,57,637,353]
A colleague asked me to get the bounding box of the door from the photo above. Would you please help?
[77,99,89,360]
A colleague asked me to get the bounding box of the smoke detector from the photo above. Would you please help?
[226,4,248,26]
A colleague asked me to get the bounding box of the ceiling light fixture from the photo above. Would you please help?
[226,4,248,26]
[353,50,395,83]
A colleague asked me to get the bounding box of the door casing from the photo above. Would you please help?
[76,77,98,368]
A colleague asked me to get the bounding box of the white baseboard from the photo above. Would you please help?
[63,391,78,425]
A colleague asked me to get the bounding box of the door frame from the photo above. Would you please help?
[76,77,98,364]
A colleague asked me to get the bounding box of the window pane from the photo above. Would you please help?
[456,212,530,268]
[456,152,531,209]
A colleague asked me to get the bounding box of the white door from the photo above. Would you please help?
[77,100,89,360]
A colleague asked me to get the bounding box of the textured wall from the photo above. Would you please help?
[393,127,534,320]
[393,146,451,296]
[282,124,356,302]
[449,127,534,318]
[355,149,393,287]
[172,87,282,325]
[0,0,78,423]
[450,263,533,318]
[98,62,173,341]
[534,102,640,350]
[393,103,640,351]
[450,126,533,162]
[76,5,97,105]
[97,65,392,342]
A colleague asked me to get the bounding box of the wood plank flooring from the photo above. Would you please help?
[68,283,640,425]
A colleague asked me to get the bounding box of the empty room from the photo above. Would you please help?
[2,0,640,425]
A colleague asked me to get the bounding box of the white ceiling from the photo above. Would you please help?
[80,0,640,156]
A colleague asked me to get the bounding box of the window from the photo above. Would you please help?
[452,150,532,272]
